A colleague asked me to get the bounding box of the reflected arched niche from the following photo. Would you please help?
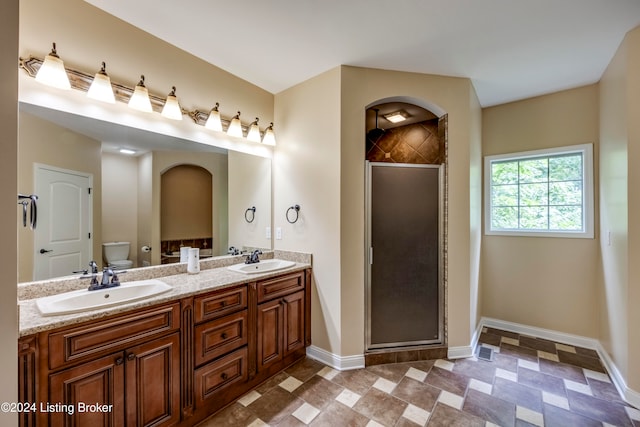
[160,164,213,260]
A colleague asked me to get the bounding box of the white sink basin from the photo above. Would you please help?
[36,279,172,316]
[227,259,296,274]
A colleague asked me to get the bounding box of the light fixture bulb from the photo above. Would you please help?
[262,122,276,146]
[128,75,153,113]
[227,111,243,138]
[35,43,71,90]
[247,118,261,142]
[205,102,223,131]
[161,86,182,120]
[87,62,115,103]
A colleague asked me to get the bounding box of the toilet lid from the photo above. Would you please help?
[110,260,133,269]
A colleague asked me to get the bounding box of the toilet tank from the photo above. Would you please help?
[102,242,130,262]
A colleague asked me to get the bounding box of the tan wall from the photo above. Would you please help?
[626,25,640,395]
[102,153,138,266]
[600,25,640,393]
[469,87,483,333]
[274,65,481,356]
[339,67,481,354]
[1,0,18,423]
[137,153,153,266]
[17,112,103,281]
[228,152,272,251]
[482,85,600,337]
[274,68,343,353]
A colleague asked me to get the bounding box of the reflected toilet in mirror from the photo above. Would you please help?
[102,242,133,270]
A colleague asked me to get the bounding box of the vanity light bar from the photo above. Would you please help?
[19,54,275,145]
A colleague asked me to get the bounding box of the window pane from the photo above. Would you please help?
[519,158,548,183]
[492,161,518,185]
[492,184,518,207]
[549,154,582,181]
[549,181,582,205]
[519,206,548,229]
[520,183,548,206]
[492,207,518,229]
[550,206,582,230]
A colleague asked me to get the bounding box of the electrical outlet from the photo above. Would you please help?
[276,227,282,240]
[266,226,271,239]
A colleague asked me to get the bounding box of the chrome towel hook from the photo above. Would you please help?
[286,204,301,224]
[245,206,256,223]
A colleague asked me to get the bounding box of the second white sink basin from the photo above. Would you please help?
[227,259,296,274]
[36,279,172,316]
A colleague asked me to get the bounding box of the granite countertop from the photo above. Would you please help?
[19,251,311,337]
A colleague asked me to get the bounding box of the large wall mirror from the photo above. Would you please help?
[17,102,273,284]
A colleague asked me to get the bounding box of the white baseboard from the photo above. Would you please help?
[306,345,364,371]
[448,320,484,359]
[479,317,640,409]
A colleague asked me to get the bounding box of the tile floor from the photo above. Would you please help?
[197,328,640,426]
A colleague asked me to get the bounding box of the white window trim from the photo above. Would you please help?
[484,143,594,238]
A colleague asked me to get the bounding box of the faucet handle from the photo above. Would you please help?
[89,260,98,274]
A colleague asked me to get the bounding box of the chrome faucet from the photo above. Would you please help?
[77,261,122,291]
[245,249,262,264]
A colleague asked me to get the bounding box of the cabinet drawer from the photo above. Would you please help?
[47,302,180,370]
[194,310,247,366]
[194,285,247,323]
[195,347,248,407]
[257,271,305,303]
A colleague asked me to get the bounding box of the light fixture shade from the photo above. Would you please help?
[262,122,276,146]
[128,75,152,113]
[227,111,243,138]
[161,86,182,120]
[247,118,261,142]
[87,62,115,103]
[35,43,71,90]
[205,102,223,131]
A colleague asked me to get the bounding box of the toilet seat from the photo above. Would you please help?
[110,260,133,269]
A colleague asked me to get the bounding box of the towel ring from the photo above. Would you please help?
[245,206,256,223]
[286,204,301,224]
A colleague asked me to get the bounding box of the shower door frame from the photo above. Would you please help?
[365,161,445,351]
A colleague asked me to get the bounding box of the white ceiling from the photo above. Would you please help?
[86,0,640,107]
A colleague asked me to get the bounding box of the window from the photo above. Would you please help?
[484,144,593,238]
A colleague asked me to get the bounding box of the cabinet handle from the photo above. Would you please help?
[220,372,228,380]
[127,353,136,361]
[115,357,124,366]
[220,300,226,307]
[221,332,228,340]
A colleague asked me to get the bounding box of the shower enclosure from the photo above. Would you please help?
[365,162,443,350]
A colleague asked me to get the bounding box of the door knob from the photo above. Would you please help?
[39,248,53,254]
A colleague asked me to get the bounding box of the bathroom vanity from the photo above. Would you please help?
[17,255,311,427]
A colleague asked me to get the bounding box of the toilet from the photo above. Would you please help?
[102,242,134,270]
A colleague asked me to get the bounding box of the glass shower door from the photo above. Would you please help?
[366,162,443,350]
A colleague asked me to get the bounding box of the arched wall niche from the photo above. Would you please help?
[160,163,214,257]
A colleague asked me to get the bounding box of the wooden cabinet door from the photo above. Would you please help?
[48,352,125,427]
[257,298,284,371]
[124,333,180,427]
[283,291,305,357]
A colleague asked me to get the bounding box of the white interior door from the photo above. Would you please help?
[34,165,92,281]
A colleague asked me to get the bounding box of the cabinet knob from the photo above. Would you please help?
[115,357,124,365]
[220,372,228,381]
[221,300,226,307]
[221,332,228,340]
[127,353,136,361]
